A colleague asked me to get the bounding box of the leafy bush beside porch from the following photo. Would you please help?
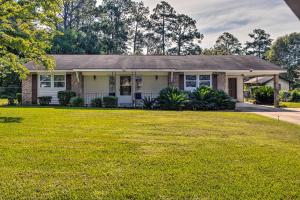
[154,86,236,111]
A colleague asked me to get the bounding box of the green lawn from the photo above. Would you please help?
[0,98,8,106]
[281,102,300,108]
[0,108,299,199]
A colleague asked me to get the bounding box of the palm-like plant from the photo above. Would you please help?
[190,86,235,110]
[157,87,189,110]
[142,97,156,110]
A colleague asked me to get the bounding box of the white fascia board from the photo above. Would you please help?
[176,70,286,74]
[29,70,73,73]
[30,69,286,74]
[73,69,176,72]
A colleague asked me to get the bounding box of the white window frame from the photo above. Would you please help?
[53,75,66,88]
[199,75,212,88]
[39,74,52,88]
[184,73,212,91]
[38,74,66,89]
[185,75,197,91]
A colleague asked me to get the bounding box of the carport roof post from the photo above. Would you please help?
[274,74,280,108]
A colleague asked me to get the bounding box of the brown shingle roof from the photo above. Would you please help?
[25,55,283,71]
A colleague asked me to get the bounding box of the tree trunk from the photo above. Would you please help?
[178,39,181,56]
[133,22,138,54]
[162,15,165,55]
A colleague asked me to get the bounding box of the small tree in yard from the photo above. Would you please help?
[0,0,62,79]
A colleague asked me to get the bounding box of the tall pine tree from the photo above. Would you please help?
[245,29,272,59]
[150,1,176,55]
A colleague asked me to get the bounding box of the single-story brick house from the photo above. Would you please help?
[22,55,285,107]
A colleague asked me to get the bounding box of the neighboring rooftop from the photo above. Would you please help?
[25,55,283,71]
[245,76,289,84]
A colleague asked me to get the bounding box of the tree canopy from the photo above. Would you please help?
[245,29,272,59]
[0,0,62,79]
[267,32,300,87]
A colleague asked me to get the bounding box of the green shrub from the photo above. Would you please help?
[57,91,76,106]
[142,97,156,110]
[7,97,15,106]
[91,98,102,107]
[70,97,84,107]
[279,91,290,102]
[16,93,22,105]
[290,90,300,102]
[252,86,274,105]
[38,96,52,106]
[157,87,189,110]
[0,95,8,99]
[103,96,118,108]
[189,86,236,110]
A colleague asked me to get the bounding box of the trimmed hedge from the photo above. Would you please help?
[57,91,76,106]
[91,98,102,107]
[70,97,84,107]
[38,96,52,106]
[103,96,118,108]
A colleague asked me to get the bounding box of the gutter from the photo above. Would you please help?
[29,69,286,74]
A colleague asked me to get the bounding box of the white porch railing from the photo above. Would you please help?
[84,92,160,106]
[84,92,110,105]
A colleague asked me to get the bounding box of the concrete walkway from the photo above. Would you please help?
[236,103,300,125]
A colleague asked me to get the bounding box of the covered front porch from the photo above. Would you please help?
[71,70,273,107]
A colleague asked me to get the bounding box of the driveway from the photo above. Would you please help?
[236,103,300,125]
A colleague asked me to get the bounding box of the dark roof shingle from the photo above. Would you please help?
[25,55,282,71]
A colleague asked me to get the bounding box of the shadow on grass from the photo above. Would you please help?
[0,117,23,123]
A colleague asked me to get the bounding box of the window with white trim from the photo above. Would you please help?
[54,75,65,88]
[199,75,211,87]
[185,75,197,88]
[40,75,51,88]
[39,74,66,88]
[185,74,212,91]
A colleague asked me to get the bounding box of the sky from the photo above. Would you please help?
[98,0,300,48]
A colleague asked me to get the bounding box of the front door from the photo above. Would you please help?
[119,76,132,106]
[228,78,237,99]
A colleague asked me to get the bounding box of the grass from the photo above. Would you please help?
[0,107,299,199]
[0,98,8,106]
[281,102,300,108]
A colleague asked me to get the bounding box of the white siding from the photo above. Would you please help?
[84,76,109,94]
[84,76,110,104]
[37,73,66,104]
[83,74,169,105]
[265,79,290,91]
[142,75,168,95]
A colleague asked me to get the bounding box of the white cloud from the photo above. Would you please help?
[98,0,300,48]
